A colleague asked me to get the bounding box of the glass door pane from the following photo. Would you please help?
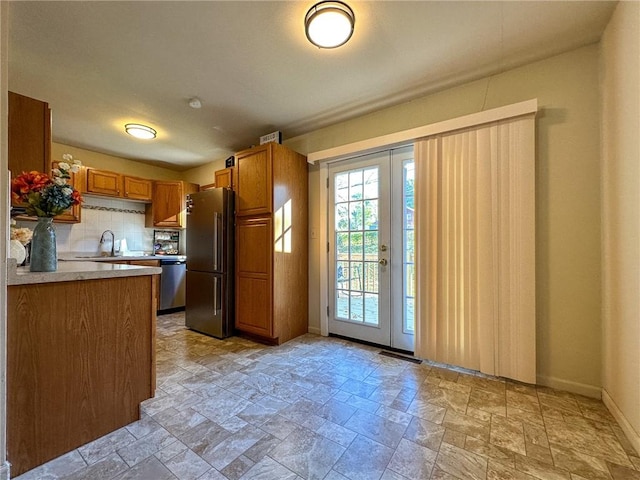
[329,153,391,346]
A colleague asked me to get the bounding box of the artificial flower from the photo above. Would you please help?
[11,154,84,217]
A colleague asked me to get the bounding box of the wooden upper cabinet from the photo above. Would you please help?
[8,91,51,180]
[148,181,198,228]
[235,145,272,216]
[84,169,153,202]
[152,181,182,227]
[86,168,122,197]
[214,167,233,189]
[123,176,153,201]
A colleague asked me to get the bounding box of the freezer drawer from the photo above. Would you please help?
[185,270,232,338]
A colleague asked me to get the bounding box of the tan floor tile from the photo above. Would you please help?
[514,453,572,480]
[507,390,541,413]
[442,409,491,443]
[506,406,545,427]
[14,312,640,480]
[549,443,613,480]
[464,436,516,467]
[469,389,507,417]
[490,415,526,456]
[487,458,538,480]
[607,462,640,480]
[436,442,488,480]
[442,428,467,449]
[524,442,554,465]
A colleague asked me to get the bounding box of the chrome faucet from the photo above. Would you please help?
[99,230,115,257]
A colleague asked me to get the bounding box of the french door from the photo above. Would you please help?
[328,146,414,351]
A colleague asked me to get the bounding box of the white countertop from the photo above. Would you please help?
[7,258,162,286]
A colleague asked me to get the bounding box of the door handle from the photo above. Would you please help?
[213,212,219,270]
[379,258,388,266]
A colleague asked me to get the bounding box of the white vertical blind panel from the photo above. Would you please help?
[414,114,535,384]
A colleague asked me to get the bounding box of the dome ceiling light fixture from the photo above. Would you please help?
[124,123,157,140]
[305,1,355,49]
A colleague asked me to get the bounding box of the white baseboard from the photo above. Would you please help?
[602,389,640,456]
[536,374,601,399]
[307,326,321,335]
[0,461,10,480]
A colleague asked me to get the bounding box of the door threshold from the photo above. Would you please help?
[328,333,417,361]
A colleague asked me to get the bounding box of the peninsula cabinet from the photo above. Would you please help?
[7,274,156,477]
[234,143,308,344]
[8,91,51,181]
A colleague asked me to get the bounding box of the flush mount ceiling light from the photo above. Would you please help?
[124,123,157,140]
[305,1,355,49]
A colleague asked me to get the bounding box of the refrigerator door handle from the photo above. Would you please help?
[213,275,218,313]
[213,212,219,271]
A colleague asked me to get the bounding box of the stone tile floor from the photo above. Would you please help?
[15,312,640,480]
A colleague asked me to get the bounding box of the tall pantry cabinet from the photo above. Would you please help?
[234,143,308,345]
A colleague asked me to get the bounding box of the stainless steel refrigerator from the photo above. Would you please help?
[185,188,234,338]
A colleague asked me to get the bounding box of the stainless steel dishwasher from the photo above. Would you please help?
[159,259,186,312]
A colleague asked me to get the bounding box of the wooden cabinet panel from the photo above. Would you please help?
[8,91,51,180]
[236,146,272,216]
[7,276,155,476]
[86,168,122,197]
[148,181,198,228]
[236,217,273,337]
[214,167,233,189]
[124,176,153,201]
[237,217,272,275]
[235,276,272,337]
[151,181,182,227]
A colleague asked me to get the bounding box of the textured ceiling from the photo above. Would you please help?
[8,1,616,170]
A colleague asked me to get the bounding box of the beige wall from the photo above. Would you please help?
[287,44,603,396]
[601,1,640,452]
[52,142,184,182]
[181,158,226,186]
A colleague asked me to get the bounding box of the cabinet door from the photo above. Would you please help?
[152,181,183,227]
[86,168,122,197]
[8,92,51,180]
[235,216,273,337]
[236,145,272,217]
[51,161,81,223]
[214,168,233,189]
[124,176,153,201]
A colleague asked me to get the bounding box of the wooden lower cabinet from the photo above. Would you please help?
[236,217,273,337]
[7,275,156,477]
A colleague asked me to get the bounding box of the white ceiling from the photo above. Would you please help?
[8,1,616,171]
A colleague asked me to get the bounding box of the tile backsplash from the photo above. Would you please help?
[16,196,156,254]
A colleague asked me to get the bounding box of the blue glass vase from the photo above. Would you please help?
[30,217,57,272]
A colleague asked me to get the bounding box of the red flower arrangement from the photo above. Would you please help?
[11,154,83,217]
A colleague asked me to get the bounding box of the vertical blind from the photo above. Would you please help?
[414,114,536,384]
